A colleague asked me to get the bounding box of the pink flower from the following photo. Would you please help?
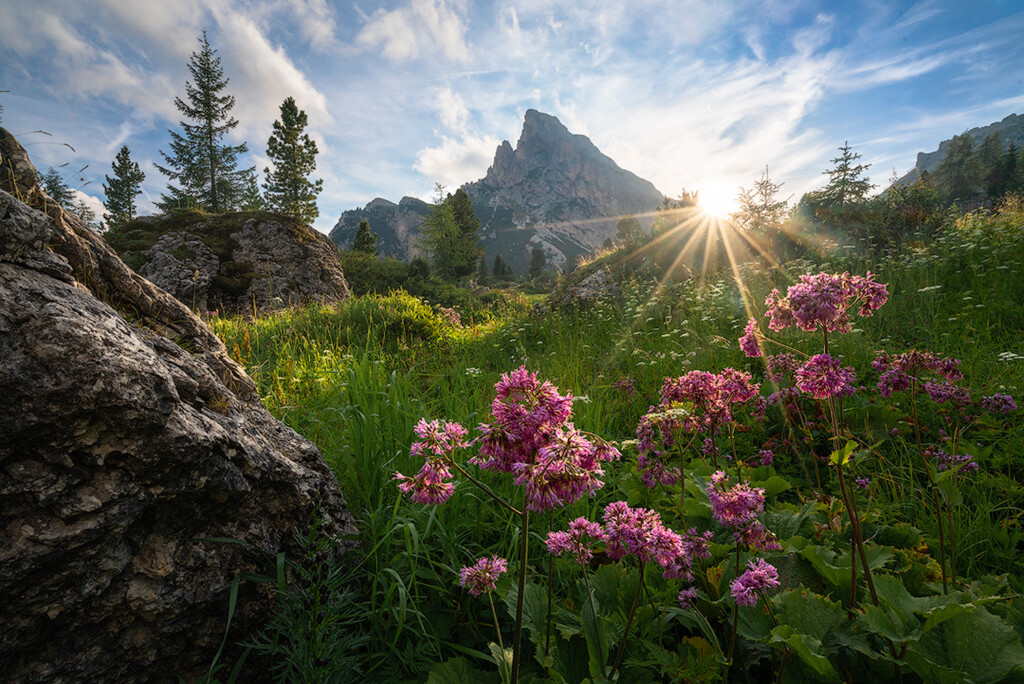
[707,471,765,529]
[982,394,1017,414]
[765,271,887,333]
[410,418,468,458]
[678,587,698,609]
[795,354,856,400]
[602,501,683,567]
[546,517,604,566]
[739,318,762,357]
[731,559,780,607]
[734,520,782,552]
[512,424,606,512]
[394,460,455,505]
[924,381,970,408]
[458,556,508,596]
[874,350,962,397]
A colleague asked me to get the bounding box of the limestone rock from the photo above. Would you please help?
[140,232,220,312]
[0,128,357,683]
[110,212,350,315]
[548,266,621,309]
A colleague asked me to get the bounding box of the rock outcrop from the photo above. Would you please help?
[111,211,350,315]
[329,110,665,273]
[0,127,357,683]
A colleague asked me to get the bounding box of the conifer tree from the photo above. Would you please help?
[102,145,145,228]
[263,97,323,223]
[528,246,547,279]
[41,167,74,209]
[157,31,252,212]
[731,166,788,232]
[933,133,981,201]
[420,185,481,281]
[234,169,265,212]
[821,141,873,206]
[352,219,378,255]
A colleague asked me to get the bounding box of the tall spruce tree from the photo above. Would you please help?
[263,97,322,223]
[731,166,788,232]
[419,186,481,281]
[103,145,145,228]
[528,246,547,280]
[157,31,252,212]
[933,133,981,202]
[821,141,873,206]
[352,219,378,255]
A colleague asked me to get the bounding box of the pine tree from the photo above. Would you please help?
[263,97,323,223]
[103,145,145,229]
[352,219,378,255]
[419,185,481,281]
[614,215,644,247]
[933,133,981,202]
[528,246,547,280]
[234,169,265,211]
[156,31,252,212]
[731,166,788,232]
[821,141,873,207]
[492,254,513,280]
[41,167,74,209]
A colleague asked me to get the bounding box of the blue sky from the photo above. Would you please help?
[1,0,1022,232]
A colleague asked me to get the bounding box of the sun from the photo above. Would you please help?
[698,184,737,219]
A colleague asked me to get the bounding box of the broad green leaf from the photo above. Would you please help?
[769,625,839,681]
[750,475,792,498]
[773,589,844,639]
[829,441,857,467]
[487,643,513,684]
[905,607,1024,684]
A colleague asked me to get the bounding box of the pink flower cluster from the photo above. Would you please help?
[872,350,962,397]
[928,447,979,473]
[982,394,1017,414]
[795,354,857,400]
[475,367,618,512]
[730,558,780,607]
[394,419,469,505]
[764,271,888,333]
[636,369,761,487]
[602,501,683,567]
[739,318,762,357]
[707,471,765,528]
[546,517,605,566]
[458,555,508,596]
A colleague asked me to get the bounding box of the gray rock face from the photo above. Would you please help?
[548,266,621,309]
[140,232,220,311]
[0,128,357,683]
[328,195,432,261]
[329,110,664,273]
[125,215,350,315]
[230,217,350,310]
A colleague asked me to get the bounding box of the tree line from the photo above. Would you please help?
[39,31,323,232]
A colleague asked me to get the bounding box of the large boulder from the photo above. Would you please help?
[0,128,357,682]
[111,212,350,315]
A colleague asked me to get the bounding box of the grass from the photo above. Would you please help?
[207,203,1024,682]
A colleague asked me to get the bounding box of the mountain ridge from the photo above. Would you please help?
[329,110,665,272]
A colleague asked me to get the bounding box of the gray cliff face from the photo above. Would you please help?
[895,112,1024,187]
[0,128,357,683]
[329,110,664,272]
[328,195,432,261]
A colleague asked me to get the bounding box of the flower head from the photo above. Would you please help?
[602,501,683,567]
[731,559,780,607]
[795,354,856,400]
[394,460,455,505]
[458,556,509,596]
[765,271,887,333]
[546,517,604,566]
[707,471,766,529]
[981,393,1017,414]
[739,318,762,357]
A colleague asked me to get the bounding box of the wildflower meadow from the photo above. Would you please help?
[208,201,1024,683]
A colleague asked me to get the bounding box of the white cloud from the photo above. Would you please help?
[435,87,470,131]
[71,188,107,225]
[414,134,501,190]
[357,0,471,63]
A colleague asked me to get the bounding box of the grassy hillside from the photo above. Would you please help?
[207,200,1024,683]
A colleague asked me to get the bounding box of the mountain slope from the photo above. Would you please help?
[329,110,664,272]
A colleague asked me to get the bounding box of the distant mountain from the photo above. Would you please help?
[894,113,1024,187]
[329,110,665,272]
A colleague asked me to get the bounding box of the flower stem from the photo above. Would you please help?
[909,383,948,594]
[583,571,607,679]
[510,509,529,684]
[449,461,522,516]
[489,592,510,684]
[609,561,645,680]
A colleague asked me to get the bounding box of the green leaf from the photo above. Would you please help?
[769,625,839,680]
[750,475,792,498]
[828,441,857,467]
[773,589,844,639]
[905,607,1024,684]
[487,643,513,684]
[427,657,498,684]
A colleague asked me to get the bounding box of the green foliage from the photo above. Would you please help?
[40,167,73,209]
[614,215,645,247]
[527,246,546,280]
[341,291,448,347]
[731,166,788,232]
[263,97,322,224]
[420,187,482,281]
[352,219,378,255]
[934,133,982,202]
[103,145,145,229]
[820,141,873,207]
[157,31,253,213]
